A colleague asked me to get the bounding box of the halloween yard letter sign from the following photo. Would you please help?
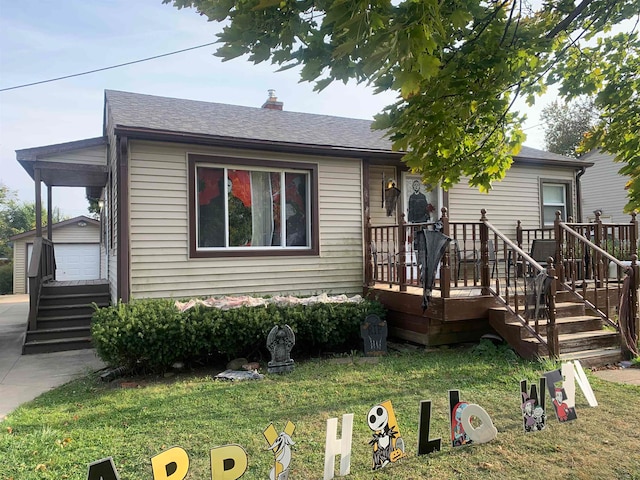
[86,457,121,480]
[150,447,190,480]
[367,400,406,470]
[324,413,354,480]
[417,400,441,455]
[520,378,547,433]
[264,421,296,480]
[449,390,497,446]
[210,445,248,480]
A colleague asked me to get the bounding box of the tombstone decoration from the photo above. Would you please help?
[267,324,295,374]
[367,400,406,470]
[360,314,387,356]
[264,421,296,480]
[520,378,546,433]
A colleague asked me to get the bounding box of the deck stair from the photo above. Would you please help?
[489,290,622,368]
[23,280,110,355]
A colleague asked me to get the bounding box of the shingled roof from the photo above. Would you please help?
[104,90,591,167]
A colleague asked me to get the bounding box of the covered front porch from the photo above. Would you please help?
[364,208,640,366]
[16,137,110,353]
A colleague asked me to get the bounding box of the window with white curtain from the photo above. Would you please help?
[194,162,312,251]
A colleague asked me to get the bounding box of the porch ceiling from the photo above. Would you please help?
[16,137,107,187]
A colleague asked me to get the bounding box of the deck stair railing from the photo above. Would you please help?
[480,210,560,356]
[555,211,639,357]
[27,237,56,331]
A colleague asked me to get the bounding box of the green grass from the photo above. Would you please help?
[1,344,639,479]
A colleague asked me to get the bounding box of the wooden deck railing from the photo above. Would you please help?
[27,237,56,331]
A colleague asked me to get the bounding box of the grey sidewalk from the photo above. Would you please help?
[0,294,105,421]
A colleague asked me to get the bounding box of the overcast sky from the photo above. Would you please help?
[0,0,549,219]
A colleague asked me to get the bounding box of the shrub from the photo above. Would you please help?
[0,262,12,295]
[91,297,386,372]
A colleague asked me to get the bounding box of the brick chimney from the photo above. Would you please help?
[262,89,283,110]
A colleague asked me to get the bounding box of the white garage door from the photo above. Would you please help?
[27,243,100,282]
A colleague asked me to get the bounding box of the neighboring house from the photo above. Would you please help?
[16,89,592,304]
[580,149,633,223]
[10,216,102,294]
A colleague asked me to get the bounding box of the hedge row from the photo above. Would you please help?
[91,298,386,372]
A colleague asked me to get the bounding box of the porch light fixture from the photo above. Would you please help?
[98,199,105,209]
[77,220,87,227]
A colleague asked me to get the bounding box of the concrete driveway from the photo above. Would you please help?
[0,294,105,421]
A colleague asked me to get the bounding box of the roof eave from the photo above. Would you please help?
[113,125,404,160]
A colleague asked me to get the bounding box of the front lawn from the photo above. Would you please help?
[1,344,639,479]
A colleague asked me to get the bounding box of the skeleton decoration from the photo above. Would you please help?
[367,400,406,470]
[267,324,295,374]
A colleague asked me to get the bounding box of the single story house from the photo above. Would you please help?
[11,215,102,294]
[19,89,636,365]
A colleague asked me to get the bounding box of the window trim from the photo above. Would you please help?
[188,154,319,258]
[540,178,572,227]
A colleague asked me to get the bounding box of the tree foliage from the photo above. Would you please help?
[541,98,597,158]
[165,0,640,200]
[0,185,39,258]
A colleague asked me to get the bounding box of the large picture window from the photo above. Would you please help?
[189,155,318,257]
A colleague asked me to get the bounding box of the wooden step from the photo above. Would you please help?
[523,330,620,354]
[555,301,586,317]
[37,302,106,318]
[25,326,91,342]
[22,336,93,355]
[41,281,109,296]
[39,292,110,307]
[35,313,93,329]
[558,347,624,368]
[505,315,604,338]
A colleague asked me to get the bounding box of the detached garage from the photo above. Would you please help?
[11,215,103,294]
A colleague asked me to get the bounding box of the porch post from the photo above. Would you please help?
[34,168,42,238]
[47,184,53,240]
[440,207,451,299]
[630,212,638,257]
[365,216,373,286]
[479,209,490,295]
[632,255,639,359]
[399,215,407,292]
[554,211,565,284]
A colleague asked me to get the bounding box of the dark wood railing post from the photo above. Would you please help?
[554,211,565,285]
[441,207,451,299]
[399,215,407,292]
[480,209,490,295]
[631,212,638,258]
[546,257,559,359]
[632,254,639,357]
[594,210,603,282]
[365,217,373,286]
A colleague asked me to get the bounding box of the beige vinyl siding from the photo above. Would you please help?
[11,222,101,294]
[38,145,107,166]
[128,140,364,299]
[369,165,399,226]
[581,151,631,224]
[448,164,577,239]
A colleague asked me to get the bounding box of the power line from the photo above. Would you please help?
[0,41,218,93]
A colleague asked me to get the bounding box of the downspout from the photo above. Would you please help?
[576,166,586,222]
